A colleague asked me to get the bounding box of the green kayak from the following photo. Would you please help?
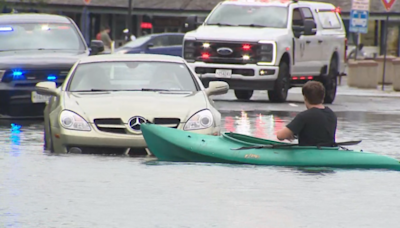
[141,124,400,171]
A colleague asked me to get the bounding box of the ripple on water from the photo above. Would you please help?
[0,113,399,228]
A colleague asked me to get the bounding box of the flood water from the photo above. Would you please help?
[0,111,399,228]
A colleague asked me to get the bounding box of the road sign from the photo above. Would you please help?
[351,0,370,10]
[381,0,397,11]
[83,0,91,4]
[349,0,370,34]
[349,10,369,33]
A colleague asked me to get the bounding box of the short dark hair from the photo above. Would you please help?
[302,81,325,105]
[102,25,110,31]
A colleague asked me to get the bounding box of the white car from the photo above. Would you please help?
[183,0,346,103]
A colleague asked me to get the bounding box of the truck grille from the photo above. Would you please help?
[1,69,70,85]
[94,118,181,134]
[183,40,274,64]
[195,67,255,76]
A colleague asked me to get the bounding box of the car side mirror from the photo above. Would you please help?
[183,15,201,32]
[147,43,154,49]
[303,19,317,36]
[205,81,229,96]
[90,40,105,55]
[35,81,59,97]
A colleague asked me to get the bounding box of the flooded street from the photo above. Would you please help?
[1,108,400,227]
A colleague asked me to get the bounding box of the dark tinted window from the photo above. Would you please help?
[292,8,304,26]
[0,23,85,51]
[69,61,198,92]
[123,35,152,48]
[300,7,314,20]
[150,36,170,47]
[169,35,184,46]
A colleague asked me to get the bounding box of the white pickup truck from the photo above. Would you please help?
[182,0,346,103]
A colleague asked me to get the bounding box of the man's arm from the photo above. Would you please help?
[277,114,305,141]
[276,127,295,141]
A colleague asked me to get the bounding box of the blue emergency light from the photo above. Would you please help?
[0,27,14,32]
[47,75,57,80]
[12,70,25,80]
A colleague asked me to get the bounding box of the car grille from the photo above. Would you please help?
[1,69,70,86]
[183,40,274,64]
[93,118,181,134]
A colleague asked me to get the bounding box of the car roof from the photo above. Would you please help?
[78,54,186,64]
[0,13,72,24]
[150,33,185,37]
[222,0,335,8]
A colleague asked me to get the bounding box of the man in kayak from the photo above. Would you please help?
[276,81,337,146]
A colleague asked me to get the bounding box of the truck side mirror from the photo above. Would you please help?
[303,19,317,36]
[183,16,199,32]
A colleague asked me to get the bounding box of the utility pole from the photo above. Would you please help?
[127,0,133,37]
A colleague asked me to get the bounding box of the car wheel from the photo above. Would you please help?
[234,90,253,101]
[268,61,290,103]
[45,120,55,153]
[323,58,338,104]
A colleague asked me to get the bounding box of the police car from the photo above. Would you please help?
[183,0,346,103]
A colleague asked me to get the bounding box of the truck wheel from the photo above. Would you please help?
[268,61,290,103]
[323,58,338,104]
[234,90,253,100]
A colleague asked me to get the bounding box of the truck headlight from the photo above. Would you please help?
[183,39,197,62]
[184,109,214,130]
[257,40,276,64]
[60,110,91,131]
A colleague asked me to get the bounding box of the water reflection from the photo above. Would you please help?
[224,111,287,141]
[221,110,400,158]
[0,113,399,228]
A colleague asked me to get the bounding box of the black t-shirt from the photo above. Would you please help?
[286,107,337,146]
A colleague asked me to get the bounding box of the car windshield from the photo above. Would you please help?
[205,4,288,28]
[68,61,198,92]
[121,35,152,48]
[0,23,86,51]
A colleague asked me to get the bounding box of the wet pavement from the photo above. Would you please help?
[1,97,400,227]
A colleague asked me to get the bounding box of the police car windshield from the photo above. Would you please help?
[206,4,288,28]
[0,23,85,51]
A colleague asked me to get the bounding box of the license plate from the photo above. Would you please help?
[215,69,232,78]
[31,91,51,103]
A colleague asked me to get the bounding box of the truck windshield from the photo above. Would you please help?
[0,23,86,51]
[206,4,288,28]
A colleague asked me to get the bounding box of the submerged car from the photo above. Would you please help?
[35,54,229,155]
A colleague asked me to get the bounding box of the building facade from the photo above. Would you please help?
[3,0,400,55]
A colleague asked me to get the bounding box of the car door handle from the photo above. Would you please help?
[306,40,311,44]
[318,40,323,43]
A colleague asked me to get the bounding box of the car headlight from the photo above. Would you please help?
[59,110,91,131]
[184,109,214,131]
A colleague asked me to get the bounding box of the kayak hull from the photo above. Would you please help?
[141,124,400,171]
